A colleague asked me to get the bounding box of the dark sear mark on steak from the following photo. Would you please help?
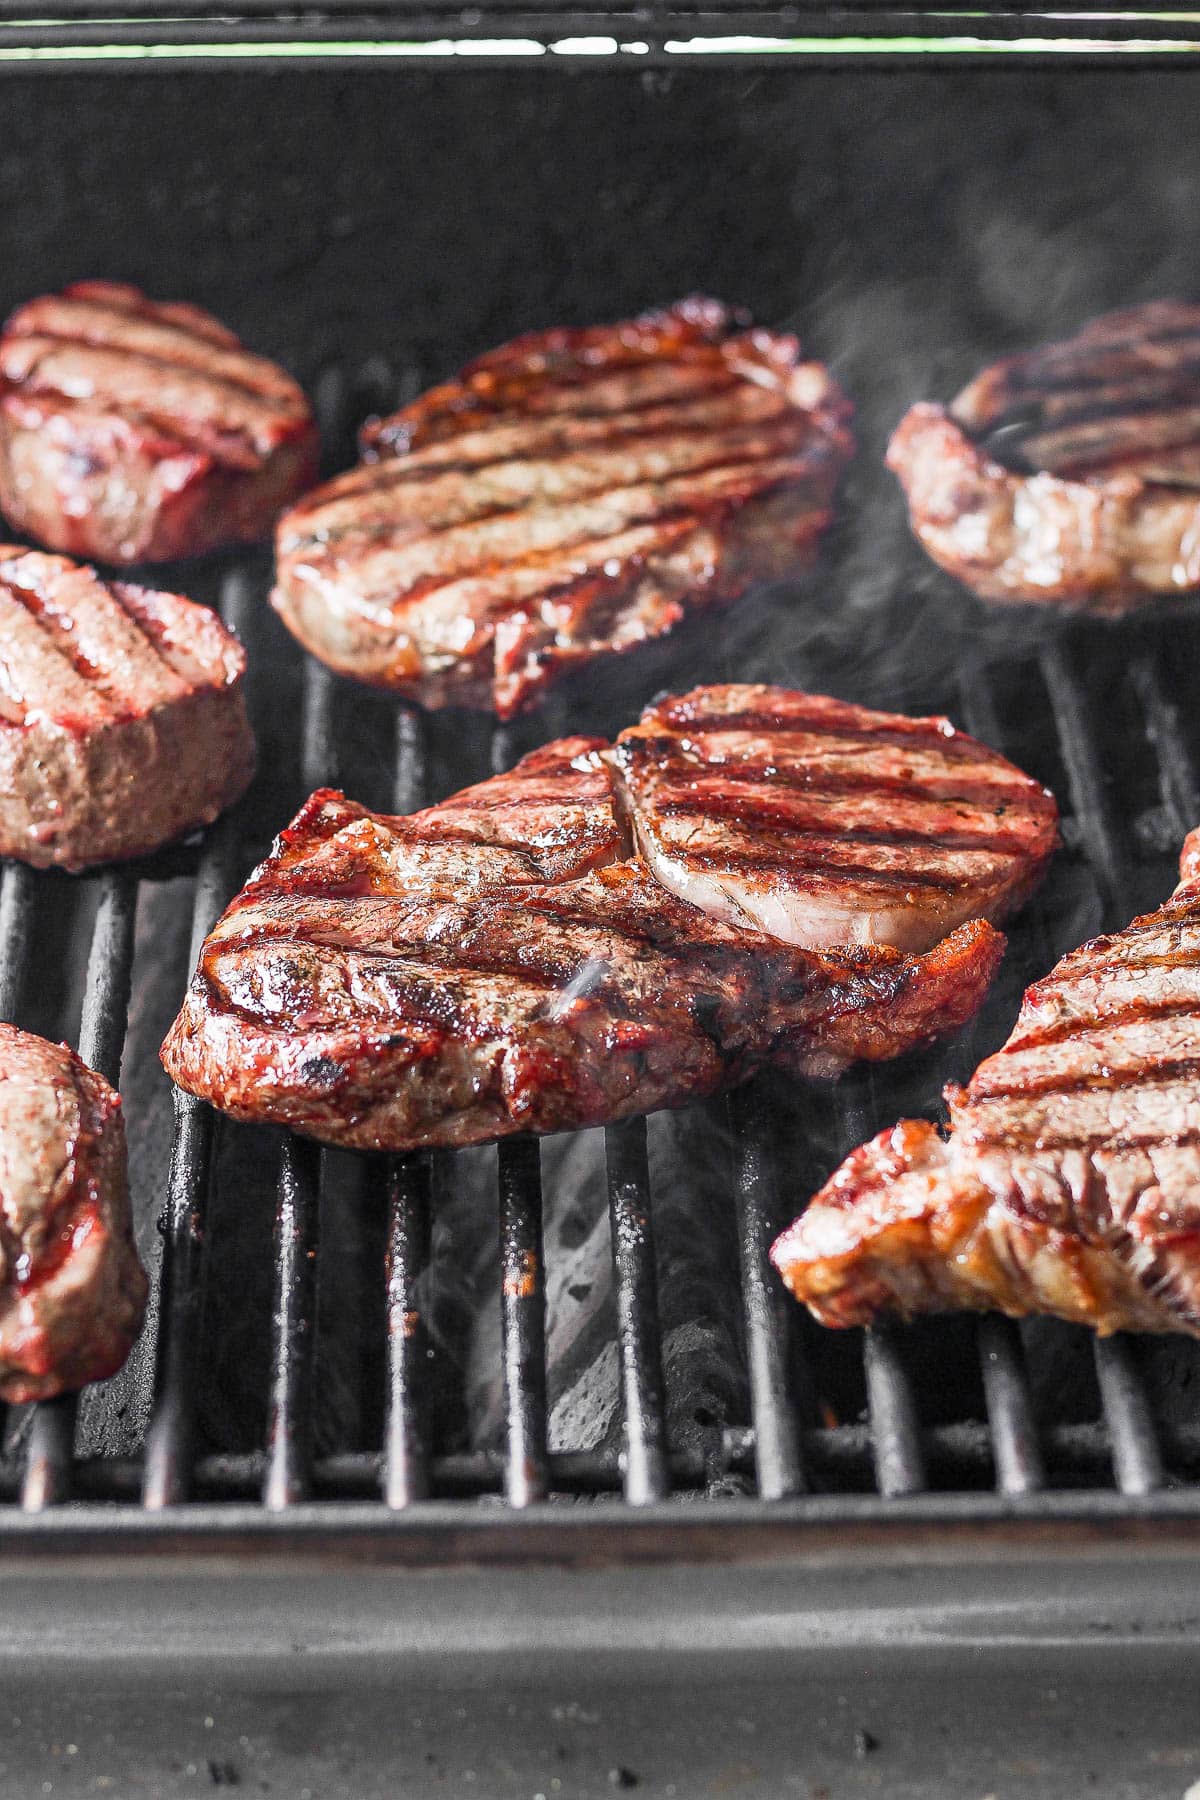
[271,298,854,719]
[609,684,1057,954]
[772,826,1200,1339]
[0,279,319,564]
[160,688,1027,1153]
[0,545,256,870]
[888,301,1200,614]
[0,1024,147,1402]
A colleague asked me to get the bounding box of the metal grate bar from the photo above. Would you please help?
[497,1136,549,1507]
[954,667,1052,1494]
[144,572,253,1509]
[604,1117,670,1505]
[393,705,427,819]
[728,1085,803,1500]
[302,660,338,793]
[1130,648,1200,838]
[0,862,36,1024]
[382,1153,433,1507]
[1041,639,1168,1495]
[1094,1336,1164,1495]
[23,867,138,1512]
[263,1135,322,1510]
[1039,640,1127,917]
[864,1324,927,1497]
[978,1315,1045,1494]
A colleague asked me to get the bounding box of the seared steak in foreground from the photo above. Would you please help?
[889,301,1200,614]
[0,280,318,564]
[0,1024,147,1402]
[612,684,1057,953]
[272,299,853,718]
[773,829,1200,1337]
[161,736,1003,1152]
[0,546,255,869]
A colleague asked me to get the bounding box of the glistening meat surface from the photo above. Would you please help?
[0,1025,147,1402]
[161,722,1006,1153]
[0,280,318,563]
[772,829,1200,1337]
[0,545,255,869]
[611,684,1057,952]
[271,298,853,718]
[888,301,1200,614]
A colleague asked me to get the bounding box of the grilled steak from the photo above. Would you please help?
[0,546,255,869]
[611,684,1057,953]
[0,280,319,564]
[772,830,1200,1337]
[162,730,1005,1153]
[888,302,1200,614]
[271,299,853,719]
[0,1024,147,1402]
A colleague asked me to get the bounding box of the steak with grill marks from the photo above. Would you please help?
[0,280,319,564]
[0,546,255,869]
[772,829,1200,1336]
[271,298,853,719]
[611,684,1058,953]
[161,728,1006,1153]
[0,1024,147,1402]
[888,301,1200,613]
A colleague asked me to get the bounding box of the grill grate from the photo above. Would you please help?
[1,364,1200,1549]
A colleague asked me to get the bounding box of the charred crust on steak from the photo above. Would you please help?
[888,302,1200,614]
[0,279,319,564]
[0,545,256,869]
[271,299,853,718]
[0,1023,147,1401]
[159,684,1034,1153]
[772,825,1200,1338]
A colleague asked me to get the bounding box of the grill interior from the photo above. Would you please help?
[1,62,1200,1545]
[1,359,1198,1532]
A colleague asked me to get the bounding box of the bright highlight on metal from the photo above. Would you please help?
[0,31,1197,60]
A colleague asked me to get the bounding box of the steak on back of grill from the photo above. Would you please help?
[271,299,853,719]
[161,694,1017,1153]
[0,1024,147,1402]
[772,829,1200,1337]
[888,301,1200,613]
[611,684,1058,952]
[0,280,319,564]
[0,546,256,870]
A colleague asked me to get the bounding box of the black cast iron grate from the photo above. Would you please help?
[1,358,1199,1542]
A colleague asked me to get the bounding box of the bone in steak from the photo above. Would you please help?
[161,707,1010,1153]
[772,829,1200,1336]
[0,546,255,869]
[888,301,1200,614]
[0,1024,147,1402]
[0,280,319,564]
[611,684,1058,952]
[271,299,853,718]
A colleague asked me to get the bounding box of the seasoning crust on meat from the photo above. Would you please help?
[611,684,1058,952]
[772,829,1200,1337]
[271,299,853,719]
[0,545,255,869]
[0,1024,147,1402]
[888,301,1200,614]
[0,280,319,564]
[161,713,1009,1154]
